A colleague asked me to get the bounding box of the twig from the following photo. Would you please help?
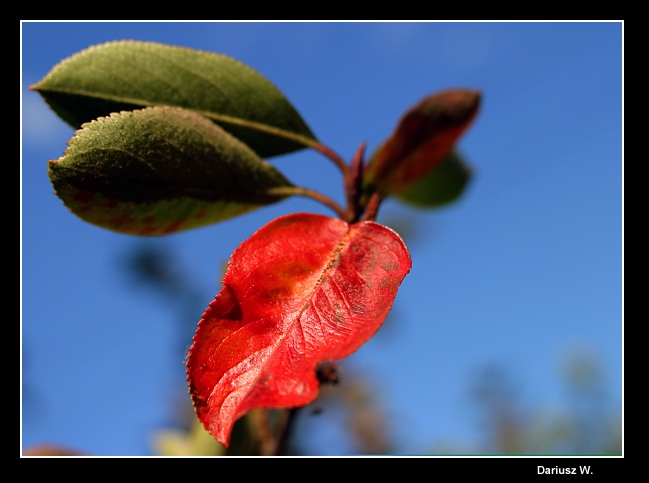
[267,186,347,220]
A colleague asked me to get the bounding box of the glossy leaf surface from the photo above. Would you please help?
[397,151,472,207]
[364,89,480,195]
[48,106,293,236]
[31,40,316,157]
[186,213,411,447]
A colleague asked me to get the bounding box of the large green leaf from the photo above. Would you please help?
[396,151,472,208]
[48,106,294,236]
[31,40,316,158]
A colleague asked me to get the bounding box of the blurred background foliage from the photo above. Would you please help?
[24,228,620,456]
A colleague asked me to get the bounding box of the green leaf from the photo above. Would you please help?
[48,106,294,236]
[31,40,316,158]
[396,151,472,208]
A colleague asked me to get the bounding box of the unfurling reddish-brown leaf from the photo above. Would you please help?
[364,89,481,195]
[186,213,411,447]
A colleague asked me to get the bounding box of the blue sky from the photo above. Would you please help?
[21,21,623,457]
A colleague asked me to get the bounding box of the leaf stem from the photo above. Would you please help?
[362,192,383,222]
[204,112,349,176]
[267,186,347,220]
[344,142,366,223]
[310,142,350,177]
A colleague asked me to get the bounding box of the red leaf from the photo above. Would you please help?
[365,89,481,195]
[186,213,411,447]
